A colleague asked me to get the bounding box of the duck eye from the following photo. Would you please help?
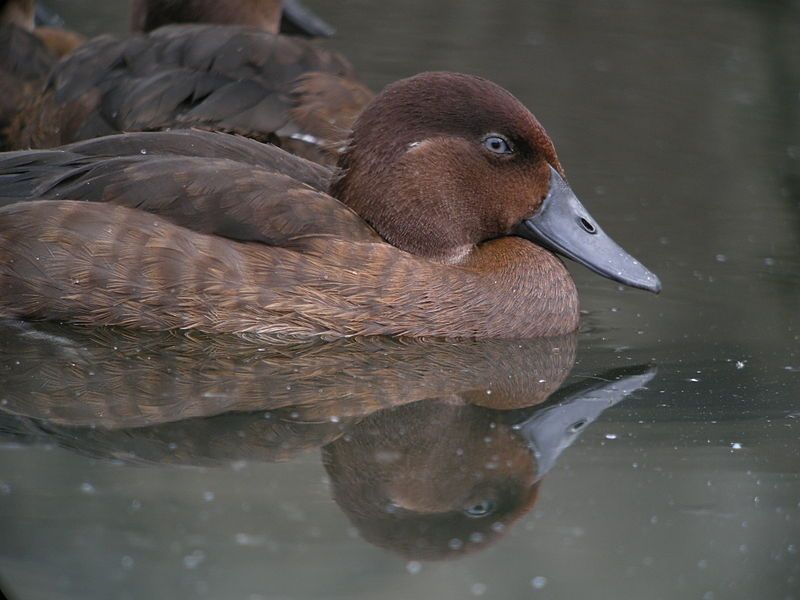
[482,135,513,155]
[463,499,496,518]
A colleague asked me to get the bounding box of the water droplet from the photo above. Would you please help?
[731,442,742,450]
[406,561,422,574]
[183,550,206,569]
[448,538,464,550]
[605,433,618,440]
[471,583,487,595]
[80,482,96,495]
[531,576,547,589]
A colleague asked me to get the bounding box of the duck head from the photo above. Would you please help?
[130,0,334,37]
[332,72,660,293]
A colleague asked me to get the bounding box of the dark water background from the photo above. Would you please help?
[1,0,799,598]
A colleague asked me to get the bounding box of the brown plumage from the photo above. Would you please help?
[7,24,372,165]
[0,72,659,339]
[0,1,84,149]
[130,0,335,38]
[131,0,284,33]
[0,0,84,56]
[0,25,53,150]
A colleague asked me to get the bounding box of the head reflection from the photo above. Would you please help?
[324,401,540,559]
[323,365,655,560]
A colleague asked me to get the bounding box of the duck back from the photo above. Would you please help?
[7,25,372,165]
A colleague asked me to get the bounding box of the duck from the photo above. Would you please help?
[0,72,661,339]
[131,0,336,38]
[7,6,372,165]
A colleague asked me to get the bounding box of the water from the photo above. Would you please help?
[1,0,799,598]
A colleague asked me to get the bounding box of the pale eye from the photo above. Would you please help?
[463,499,496,518]
[482,134,513,155]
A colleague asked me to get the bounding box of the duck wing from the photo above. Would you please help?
[7,25,372,165]
[0,131,377,245]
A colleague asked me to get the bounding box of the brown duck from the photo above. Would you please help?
[0,72,660,339]
[8,4,372,165]
[131,0,337,38]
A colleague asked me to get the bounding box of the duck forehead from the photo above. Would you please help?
[409,81,554,158]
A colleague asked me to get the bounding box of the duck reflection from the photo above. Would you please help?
[0,320,654,559]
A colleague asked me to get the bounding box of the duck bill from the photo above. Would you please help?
[34,4,66,28]
[516,166,661,294]
[280,0,335,38]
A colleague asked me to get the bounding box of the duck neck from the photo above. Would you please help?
[448,237,579,338]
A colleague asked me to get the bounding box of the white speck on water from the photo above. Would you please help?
[329,415,340,423]
[448,538,464,550]
[731,442,742,450]
[735,361,745,370]
[139,149,147,155]
[715,254,727,263]
[531,576,547,589]
[235,533,266,547]
[764,257,775,266]
[538,379,546,384]
[120,555,135,570]
[202,491,215,502]
[605,433,618,440]
[485,389,492,395]
[405,561,422,574]
[689,378,700,382]
[183,550,206,570]
[80,482,96,495]
[471,583,487,596]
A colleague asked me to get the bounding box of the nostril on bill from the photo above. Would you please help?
[578,217,597,234]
